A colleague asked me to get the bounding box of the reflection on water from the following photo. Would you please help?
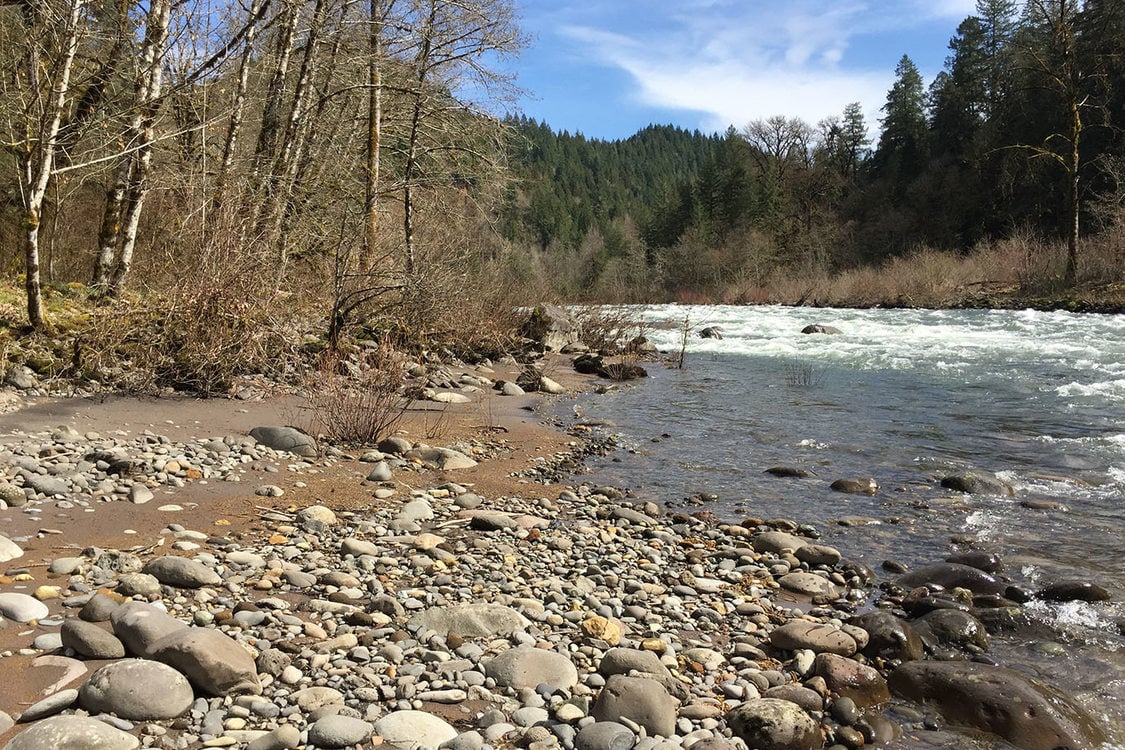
[565,305,1125,744]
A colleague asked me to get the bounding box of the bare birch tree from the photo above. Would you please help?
[6,0,87,329]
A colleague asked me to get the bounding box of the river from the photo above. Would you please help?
[567,304,1125,747]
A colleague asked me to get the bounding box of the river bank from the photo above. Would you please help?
[0,348,1119,750]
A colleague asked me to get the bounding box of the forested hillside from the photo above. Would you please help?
[501,0,1125,304]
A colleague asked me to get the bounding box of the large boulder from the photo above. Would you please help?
[4,715,140,750]
[888,661,1105,750]
[726,698,822,750]
[61,619,126,659]
[522,304,582,352]
[590,675,679,738]
[249,426,317,457]
[896,563,1006,596]
[149,627,260,696]
[78,659,193,720]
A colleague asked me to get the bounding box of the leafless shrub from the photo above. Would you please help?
[301,341,408,446]
[79,219,298,395]
[571,305,639,353]
[783,359,821,388]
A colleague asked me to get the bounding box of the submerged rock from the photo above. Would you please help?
[896,563,1006,596]
[940,470,1014,496]
[1036,581,1111,603]
[888,661,1105,750]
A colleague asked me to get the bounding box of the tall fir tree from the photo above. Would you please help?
[873,55,930,184]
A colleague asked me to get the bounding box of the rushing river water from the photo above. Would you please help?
[567,304,1125,747]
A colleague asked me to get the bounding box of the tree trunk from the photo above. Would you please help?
[1065,100,1081,286]
[253,0,298,176]
[106,0,173,296]
[216,0,263,203]
[402,0,438,276]
[366,0,385,261]
[92,154,132,288]
[19,0,85,330]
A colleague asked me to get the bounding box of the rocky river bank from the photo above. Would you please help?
[0,356,1119,750]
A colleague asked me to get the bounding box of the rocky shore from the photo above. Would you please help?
[0,362,1116,750]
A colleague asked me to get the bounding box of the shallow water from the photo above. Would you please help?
[568,304,1125,746]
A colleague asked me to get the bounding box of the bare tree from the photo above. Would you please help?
[6,0,87,329]
[91,0,173,295]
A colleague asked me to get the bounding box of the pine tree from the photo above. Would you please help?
[873,55,929,184]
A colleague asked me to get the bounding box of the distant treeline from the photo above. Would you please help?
[500,0,1125,300]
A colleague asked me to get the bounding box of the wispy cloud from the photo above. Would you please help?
[536,0,976,131]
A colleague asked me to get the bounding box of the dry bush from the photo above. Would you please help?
[79,215,300,395]
[300,342,408,446]
[571,305,641,353]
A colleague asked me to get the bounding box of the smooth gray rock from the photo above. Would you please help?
[340,538,380,557]
[751,531,809,554]
[366,461,393,482]
[150,627,261,696]
[575,721,636,750]
[726,698,821,750]
[141,556,222,588]
[111,601,188,658]
[896,563,1006,596]
[914,609,991,653]
[246,725,302,750]
[18,689,78,722]
[4,715,140,750]
[801,324,842,334]
[128,485,154,504]
[250,426,317,457]
[377,437,413,455]
[590,675,679,737]
[61,619,126,659]
[0,592,49,623]
[940,470,1014,496]
[410,603,530,638]
[769,621,857,656]
[308,715,373,748]
[80,594,121,622]
[814,653,890,708]
[79,659,193,719]
[0,534,24,563]
[889,661,1105,750]
[115,572,162,597]
[794,543,842,566]
[830,477,878,495]
[25,474,69,497]
[373,710,458,750]
[851,611,924,662]
[777,572,840,601]
[485,645,579,690]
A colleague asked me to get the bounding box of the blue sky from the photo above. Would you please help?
[509,0,979,140]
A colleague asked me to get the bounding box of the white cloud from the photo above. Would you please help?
[552,0,976,130]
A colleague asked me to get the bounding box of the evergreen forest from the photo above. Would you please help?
[500,0,1125,305]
